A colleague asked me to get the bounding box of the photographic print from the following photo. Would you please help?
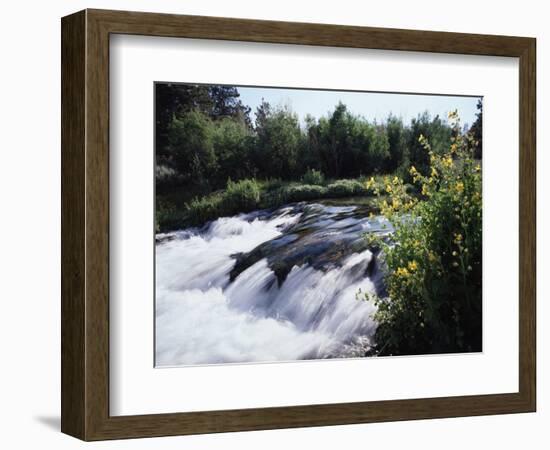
[154,83,482,367]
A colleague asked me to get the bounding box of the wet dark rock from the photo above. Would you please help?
[230,203,393,287]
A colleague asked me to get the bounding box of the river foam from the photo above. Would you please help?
[155,205,379,366]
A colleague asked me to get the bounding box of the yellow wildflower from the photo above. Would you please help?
[447,110,458,121]
[396,267,409,277]
[365,177,376,190]
[442,156,453,169]
[455,181,464,193]
[408,261,418,271]
[392,176,399,185]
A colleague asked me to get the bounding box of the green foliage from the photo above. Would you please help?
[212,118,254,182]
[155,164,181,187]
[301,168,325,186]
[406,112,452,177]
[253,105,303,179]
[155,83,252,163]
[161,175,382,229]
[385,115,408,173]
[284,184,327,202]
[183,178,261,227]
[307,103,391,178]
[366,112,482,356]
[157,84,463,203]
[156,199,186,232]
[326,179,367,197]
[224,178,261,210]
[185,194,226,227]
[167,110,217,190]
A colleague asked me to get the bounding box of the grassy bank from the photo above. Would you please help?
[156,174,397,232]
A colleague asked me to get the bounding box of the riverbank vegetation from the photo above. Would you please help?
[362,111,482,355]
[155,83,482,231]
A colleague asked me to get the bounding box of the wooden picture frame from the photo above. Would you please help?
[61,8,536,441]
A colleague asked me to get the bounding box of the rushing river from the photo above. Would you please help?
[155,203,393,367]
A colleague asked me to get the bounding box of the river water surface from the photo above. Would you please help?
[155,203,392,366]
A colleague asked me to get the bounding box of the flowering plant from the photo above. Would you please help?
[365,111,482,356]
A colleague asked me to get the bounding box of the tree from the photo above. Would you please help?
[299,114,323,174]
[315,103,390,178]
[208,85,252,128]
[166,110,217,189]
[212,118,254,183]
[385,115,408,173]
[254,99,272,131]
[155,83,252,165]
[254,105,302,178]
[325,102,349,177]
[407,112,452,175]
[155,84,211,163]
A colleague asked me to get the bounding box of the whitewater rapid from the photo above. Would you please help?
[155,205,381,366]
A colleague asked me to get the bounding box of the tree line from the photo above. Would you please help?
[155,84,482,196]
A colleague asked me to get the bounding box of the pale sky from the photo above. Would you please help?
[237,86,481,129]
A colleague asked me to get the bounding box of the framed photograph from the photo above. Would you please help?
[61,9,536,440]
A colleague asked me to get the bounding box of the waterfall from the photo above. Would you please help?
[155,204,382,367]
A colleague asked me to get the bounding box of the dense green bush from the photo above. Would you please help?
[184,194,226,227]
[168,175,380,229]
[284,184,327,202]
[259,188,289,209]
[406,112,452,177]
[365,112,482,356]
[212,118,254,182]
[253,105,303,179]
[166,110,217,189]
[184,179,261,226]
[156,200,186,232]
[326,179,366,197]
[224,178,261,210]
[301,168,325,186]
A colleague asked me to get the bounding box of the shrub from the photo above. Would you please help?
[284,184,327,202]
[224,178,261,210]
[261,178,286,192]
[326,179,366,197]
[184,178,262,227]
[259,187,290,209]
[156,200,186,232]
[155,164,182,187]
[301,168,325,186]
[185,194,226,226]
[364,111,482,356]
